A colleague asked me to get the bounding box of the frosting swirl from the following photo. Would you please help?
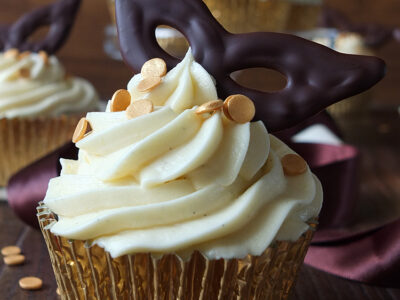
[0,51,99,118]
[44,51,322,259]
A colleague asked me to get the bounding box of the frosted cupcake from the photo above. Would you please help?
[0,49,99,185]
[38,51,322,299]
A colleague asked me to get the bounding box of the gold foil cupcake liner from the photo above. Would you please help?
[0,116,80,186]
[38,202,316,300]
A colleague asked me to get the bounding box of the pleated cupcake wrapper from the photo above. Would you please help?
[0,116,80,186]
[38,202,316,300]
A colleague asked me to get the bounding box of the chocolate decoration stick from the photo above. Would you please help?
[116,0,385,132]
[0,25,9,51]
[0,0,81,54]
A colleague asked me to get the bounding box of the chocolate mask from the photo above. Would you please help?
[0,0,81,54]
[116,0,385,132]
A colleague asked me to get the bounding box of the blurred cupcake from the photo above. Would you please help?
[206,0,322,33]
[318,32,374,116]
[38,51,321,299]
[0,49,99,185]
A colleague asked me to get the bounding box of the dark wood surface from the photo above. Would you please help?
[1,0,400,299]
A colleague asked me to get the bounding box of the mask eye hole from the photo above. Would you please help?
[155,25,189,59]
[230,68,287,93]
[27,25,50,44]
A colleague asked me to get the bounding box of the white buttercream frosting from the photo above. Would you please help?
[0,51,99,118]
[44,50,322,259]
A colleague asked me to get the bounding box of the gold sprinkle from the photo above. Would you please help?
[72,118,90,143]
[4,254,25,266]
[19,277,43,290]
[126,100,154,119]
[137,76,162,92]
[141,58,167,78]
[195,100,224,115]
[4,48,19,59]
[1,245,21,256]
[281,154,307,176]
[111,89,131,112]
[223,94,255,123]
[19,68,30,78]
[38,50,49,65]
[18,51,31,60]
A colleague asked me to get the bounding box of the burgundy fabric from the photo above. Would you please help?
[5,127,400,288]
[306,218,400,288]
[7,143,77,228]
[290,143,360,229]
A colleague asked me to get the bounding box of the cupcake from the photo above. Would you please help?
[38,50,322,299]
[0,49,99,186]
[313,32,374,116]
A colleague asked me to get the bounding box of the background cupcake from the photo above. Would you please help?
[313,32,375,116]
[0,0,99,186]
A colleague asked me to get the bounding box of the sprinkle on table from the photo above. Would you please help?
[19,276,43,290]
[1,245,21,256]
[4,254,25,266]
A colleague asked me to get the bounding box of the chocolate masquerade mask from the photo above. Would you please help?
[116,0,385,132]
[0,0,81,54]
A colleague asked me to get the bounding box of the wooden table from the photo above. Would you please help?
[0,111,399,300]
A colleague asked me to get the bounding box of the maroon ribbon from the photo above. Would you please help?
[7,143,77,228]
[6,115,400,288]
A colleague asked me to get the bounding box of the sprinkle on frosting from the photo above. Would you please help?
[137,58,167,92]
[281,154,307,176]
[111,89,131,112]
[223,95,255,124]
[195,100,224,115]
[18,51,31,60]
[18,68,30,78]
[137,76,162,92]
[126,99,154,119]
[141,58,167,78]
[72,118,90,143]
